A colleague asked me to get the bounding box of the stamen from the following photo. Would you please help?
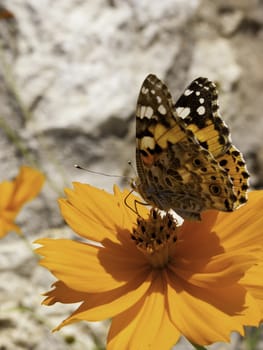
[131,209,179,268]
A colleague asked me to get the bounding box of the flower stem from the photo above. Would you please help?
[191,343,207,350]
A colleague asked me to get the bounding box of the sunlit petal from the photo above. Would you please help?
[0,219,21,237]
[166,270,261,345]
[0,181,14,210]
[53,271,153,330]
[59,183,143,244]
[108,271,180,350]
[12,166,45,207]
[213,191,263,250]
[36,238,148,293]
[0,166,44,237]
[240,262,263,315]
[172,249,258,288]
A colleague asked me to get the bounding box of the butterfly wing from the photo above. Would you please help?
[175,77,249,208]
[216,145,249,208]
[135,74,238,220]
[175,77,231,156]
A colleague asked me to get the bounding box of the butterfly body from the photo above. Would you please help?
[134,74,249,220]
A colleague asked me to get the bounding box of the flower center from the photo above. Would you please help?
[131,209,178,268]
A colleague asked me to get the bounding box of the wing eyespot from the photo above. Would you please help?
[209,184,221,196]
[193,158,201,167]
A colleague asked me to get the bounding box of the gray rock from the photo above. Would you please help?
[0,0,262,349]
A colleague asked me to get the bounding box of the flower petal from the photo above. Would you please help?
[59,183,140,244]
[113,185,149,226]
[35,238,148,293]
[108,271,180,350]
[42,281,89,305]
[172,249,259,288]
[0,181,14,210]
[0,166,44,237]
[0,219,21,237]
[12,166,45,208]
[183,210,219,236]
[166,270,261,345]
[213,191,263,250]
[52,270,153,330]
[240,262,263,316]
[176,215,224,261]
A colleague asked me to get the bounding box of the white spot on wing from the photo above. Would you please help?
[141,136,155,150]
[199,98,205,104]
[141,87,149,94]
[136,105,142,118]
[195,91,201,96]
[158,104,167,115]
[138,105,154,119]
[176,107,191,119]
[197,106,206,115]
[140,105,146,118]
[145,106,154,118]
[156,95,162,103]
[184,89,193,96]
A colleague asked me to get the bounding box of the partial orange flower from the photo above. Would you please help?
[35,183,263,350]
[0,166,45,237]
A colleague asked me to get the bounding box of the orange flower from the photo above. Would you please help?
[0,166,45,237]
[35,184,263,350]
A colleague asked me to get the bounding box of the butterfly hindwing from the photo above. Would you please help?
[216,145,249,208]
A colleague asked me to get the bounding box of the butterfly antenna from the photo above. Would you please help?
[74,164,130,179]
[127,160,138,177]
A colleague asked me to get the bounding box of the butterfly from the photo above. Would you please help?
[132,74,249,220]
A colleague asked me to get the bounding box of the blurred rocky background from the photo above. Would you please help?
[0,0,262,349]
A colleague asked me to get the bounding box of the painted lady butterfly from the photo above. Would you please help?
[133,74,249,220]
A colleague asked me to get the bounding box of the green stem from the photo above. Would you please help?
[245,326,261,350]
[191,343,207,350]
[0,41,32,123]
[0,116,36,165]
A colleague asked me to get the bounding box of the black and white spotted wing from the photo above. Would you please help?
[174,77,232,158]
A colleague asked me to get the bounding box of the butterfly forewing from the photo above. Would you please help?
[175,77,232,157]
